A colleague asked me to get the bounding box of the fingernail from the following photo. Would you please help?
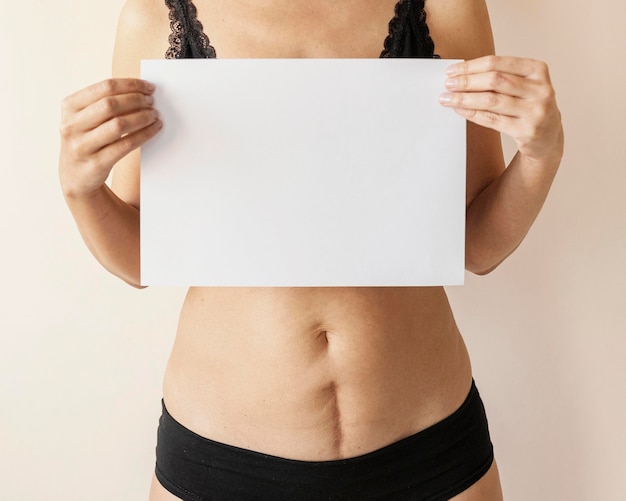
[146,82,155,91]
[445,78,458,90]
[446,65,459,75]
[152,109,160,119]
[145,95,154,105]
[439,93,453,104]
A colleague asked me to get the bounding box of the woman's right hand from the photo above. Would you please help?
[59,78,161,198]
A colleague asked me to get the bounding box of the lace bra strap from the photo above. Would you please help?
[381,0,438,58]
[165,0,216,59]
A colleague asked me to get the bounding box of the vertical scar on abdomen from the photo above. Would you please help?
[327,380,343,453]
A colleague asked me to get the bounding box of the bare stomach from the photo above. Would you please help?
[162,286,472,461]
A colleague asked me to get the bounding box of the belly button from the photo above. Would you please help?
[316,329,329,344]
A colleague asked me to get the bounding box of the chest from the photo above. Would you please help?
[192,0,404,58]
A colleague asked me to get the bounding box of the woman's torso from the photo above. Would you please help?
[155,0,473,461]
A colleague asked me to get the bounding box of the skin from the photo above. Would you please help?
[59,0,563,499]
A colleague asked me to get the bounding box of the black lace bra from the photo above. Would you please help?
[164,0,438,59]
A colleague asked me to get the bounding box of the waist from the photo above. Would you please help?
[162,286,472,460]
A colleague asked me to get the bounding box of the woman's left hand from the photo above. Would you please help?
[439,55,564,165]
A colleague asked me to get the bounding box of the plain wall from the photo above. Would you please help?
[1,0,624,499]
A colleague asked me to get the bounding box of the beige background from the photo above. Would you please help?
[1,0,624,499]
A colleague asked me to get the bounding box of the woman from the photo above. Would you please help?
[59,0,563,499]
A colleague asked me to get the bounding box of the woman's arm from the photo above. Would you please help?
[428,0,564,274]
[444,57,563,274]
[59,0,168,287]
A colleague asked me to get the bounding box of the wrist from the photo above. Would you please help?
[518,131,564,181]
[521,120,564,168]
[62,182,109,203]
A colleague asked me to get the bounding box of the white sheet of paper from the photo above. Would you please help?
[140,59,465,286]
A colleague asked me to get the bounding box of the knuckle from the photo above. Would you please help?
[100,96,118,115]
[541,86,556,102]
[118,134,137,153]
[490,71,505,88]
[533,60,550,79]
[109,117,126,136]
[485,55,498,71]
[100,79,118,95]
[82,156,100,173]
[487,92,500,108]
[67,138,85,158]
[142,108,157,123]
[82,157,110,183]
[531,99,550,119]
[482,111,499,126]
[535,106,549,123]
[59,121,73,138]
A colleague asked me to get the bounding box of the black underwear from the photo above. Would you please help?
[154,380,494,500]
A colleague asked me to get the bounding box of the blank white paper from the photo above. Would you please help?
[140,59,465,286]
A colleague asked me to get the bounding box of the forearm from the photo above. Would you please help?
[465,150,562,274]
[64,184,143,287]
[439,56,564,274]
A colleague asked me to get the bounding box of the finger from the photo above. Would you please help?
[446,56,549,80]
[62,78,155,114]
[439,91,529,118]
[79,109,160,156]
[444,71,536,99]
[94,120,163,168]
[452,107,519,135]
[73,92,155,132]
